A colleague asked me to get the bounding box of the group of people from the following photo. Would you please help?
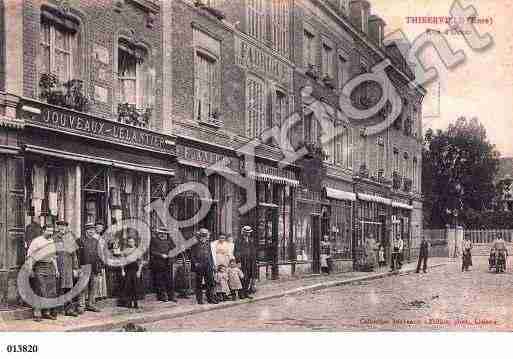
[26,220,107,322]
[25,220,260,322]
[189,226,257,304]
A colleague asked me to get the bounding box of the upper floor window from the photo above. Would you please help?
[321,42,334,79]
[339,0,350,15]
[246,76,267,138]
[194,51,220,123]
[338,53,349,90]
[334,125,352,169]
[303,30,316,68]
[413,157,418,191]
[270,0,290,56]
[361,6,368,33]
[247,0,266,42]
[376,137,385,176]
[117,39,154,128]
[273,89,288,127]
[40,18,77,84]
[393,147,399,173]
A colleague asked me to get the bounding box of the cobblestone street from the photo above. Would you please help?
[146,257,513,331]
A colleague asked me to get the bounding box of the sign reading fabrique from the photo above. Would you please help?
[235,37,292,85]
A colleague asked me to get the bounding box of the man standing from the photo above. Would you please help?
[27,225,59,322]
[78,223,103,312]
[234,226,257,299]
[390,234,404,272]
[462,233,473,272]
[190,229,217,304]
[150,231,176,302]
[55,220,80,316]
[416,236,430,273]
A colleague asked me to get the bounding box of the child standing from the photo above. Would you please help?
[378,244,385,267]
[214,264,230,301]
[227,259,244,301]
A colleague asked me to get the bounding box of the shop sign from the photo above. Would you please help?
[235,37,292,85]
[22,103,174,155]
[176,144,239,172]
[247,161,297,181]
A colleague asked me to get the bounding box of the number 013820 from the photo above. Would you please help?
[6,344,39,353]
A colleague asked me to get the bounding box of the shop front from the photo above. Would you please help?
[241,160,299,280]
[175,142,241,241]
[323,186,355,273]
[391,199,413,262]
[19,99,176,298]
[354,192,391,271]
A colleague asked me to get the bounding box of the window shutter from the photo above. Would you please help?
[72,32,80,80]
[136,62,144,108]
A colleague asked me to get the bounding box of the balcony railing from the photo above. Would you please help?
[117,103,152,129]
[39,73,90,113]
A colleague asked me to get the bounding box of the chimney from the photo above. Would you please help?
[349,0,370,34]
[368,15,386,46]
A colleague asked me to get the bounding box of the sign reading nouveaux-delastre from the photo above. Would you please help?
[22,103,174,155]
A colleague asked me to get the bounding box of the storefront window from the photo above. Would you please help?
[329,200,352,259]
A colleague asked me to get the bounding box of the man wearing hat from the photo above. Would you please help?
[150,231,177,302]
[26,224,59,322]
[234,226,257,299]
[55,220,80,316]
[78,223,103,312]
[190,228,217,304]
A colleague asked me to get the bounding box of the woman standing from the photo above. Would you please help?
[462,233,473,272]
[121,235,144,309]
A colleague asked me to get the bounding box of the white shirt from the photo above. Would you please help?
[27,234,57,270]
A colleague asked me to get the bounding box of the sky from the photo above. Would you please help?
[371,0,513,157]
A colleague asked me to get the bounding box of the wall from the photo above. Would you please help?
[22,0,164,129]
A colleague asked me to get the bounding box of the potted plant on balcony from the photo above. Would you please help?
[63,79,90,112]
[322,74,335,89]
[305,64,319,80]
[359,163,369,178]
[39,73,66,106]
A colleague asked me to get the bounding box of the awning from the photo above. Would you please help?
[357,193,392,206]
[247,171,299,187]
[178,158,240,176]
[24,144,175,176]
[325,187,356,202]
[392,201,413,210]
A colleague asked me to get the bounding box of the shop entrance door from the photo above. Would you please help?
[256,204,279,280]
[82,165,109,297]
[311,213,321,274]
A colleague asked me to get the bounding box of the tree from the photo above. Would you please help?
[422,117,501,228]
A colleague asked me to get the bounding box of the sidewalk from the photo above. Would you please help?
[0,258,448,332]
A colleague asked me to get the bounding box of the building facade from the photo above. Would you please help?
[0,0,176,305]
[0,0,425,305]
[164,0,425,278]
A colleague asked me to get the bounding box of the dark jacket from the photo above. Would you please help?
[234,239,257,278]
[190,240,214,272]
[419,240,429,257]
[80,233,103,275]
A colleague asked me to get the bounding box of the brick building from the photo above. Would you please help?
[0,0,176,305]
[0,0,425,305]
[164,0,425,277]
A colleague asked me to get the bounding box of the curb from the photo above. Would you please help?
[66,262,447,332]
